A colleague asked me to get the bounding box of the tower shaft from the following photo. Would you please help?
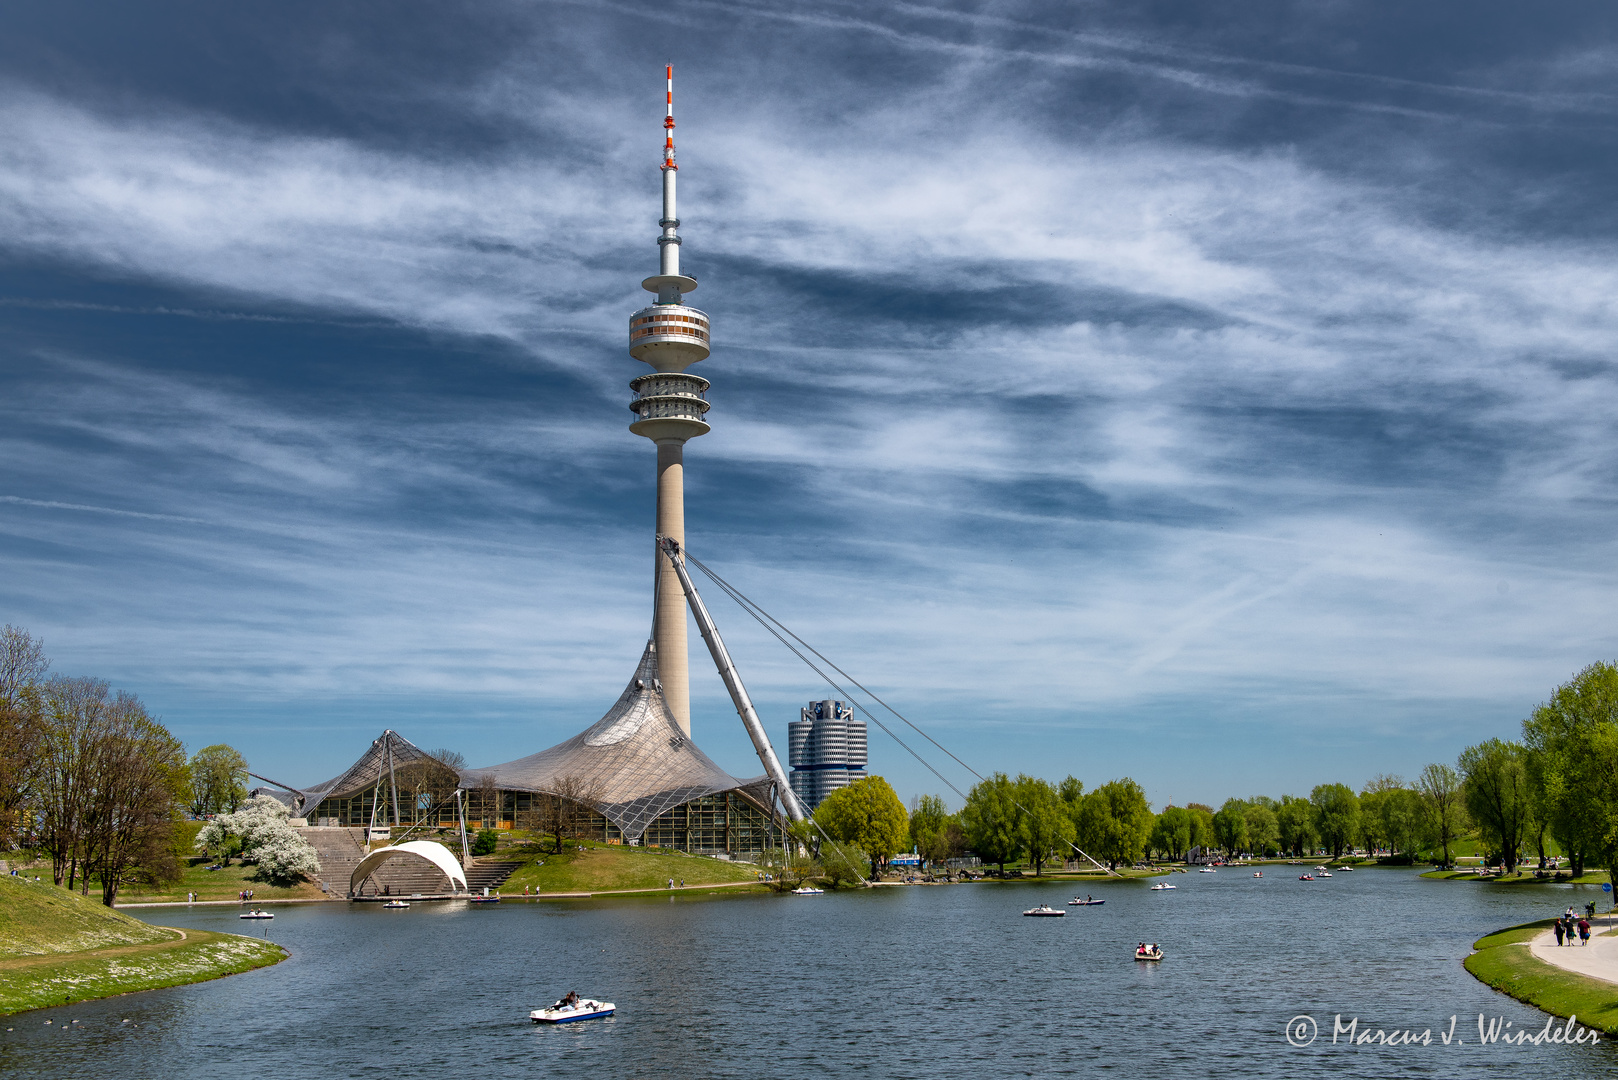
[655,442,690,732]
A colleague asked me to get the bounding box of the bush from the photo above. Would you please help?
[820,843,868,889]
[472,829,499,856]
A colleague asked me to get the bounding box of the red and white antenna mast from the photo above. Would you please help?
[663,64,677,172]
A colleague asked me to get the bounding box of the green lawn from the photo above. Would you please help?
[1465,918,1618,1034]
[500,841,766,895]
[0,876,285,1015]
[0,876,173,959]
[1421,869,1611,886]
[114,858,326,905]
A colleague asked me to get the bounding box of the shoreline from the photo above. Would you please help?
[1464,918,1618,1034]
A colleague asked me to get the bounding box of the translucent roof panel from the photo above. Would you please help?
[460,640,772,839]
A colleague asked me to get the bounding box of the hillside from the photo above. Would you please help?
[501,841,766,894]
[0,876,175,959]
[0,875,286,1015]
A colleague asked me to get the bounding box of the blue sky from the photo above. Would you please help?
[3,2,1617,809]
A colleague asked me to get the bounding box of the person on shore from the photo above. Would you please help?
[1554,920,1565,946]
[1579,918,1592,945]
[668,878,673,889]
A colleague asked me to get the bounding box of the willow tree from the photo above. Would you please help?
[814,775,909,878]
[1075,779,1153,870]
[961,772,1022,874]
[1522,661,1618,879]
[1416,763,1466,868]
[1015,775,1074,876]
[1458,739,1531,872]
[1276,795,1315,857]
[1309,783,1359,859]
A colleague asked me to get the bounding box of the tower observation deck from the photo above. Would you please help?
[629,66,709,737]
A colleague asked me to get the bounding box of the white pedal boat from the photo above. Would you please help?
[1135,946,1164,962]
[792,887,824,895]
[531,998,615,1023]
[1150,882,1176,890]
[383,899,410,909]
[1022,904,1065,916]
[239,909,274,919]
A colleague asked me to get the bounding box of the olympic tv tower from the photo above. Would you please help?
[628,66,710,737]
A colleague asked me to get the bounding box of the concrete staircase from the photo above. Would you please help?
[466,859,522,895]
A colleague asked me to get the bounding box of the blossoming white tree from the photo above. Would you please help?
[195,795,321,886]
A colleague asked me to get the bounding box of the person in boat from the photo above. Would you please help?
[562,991,580,1008]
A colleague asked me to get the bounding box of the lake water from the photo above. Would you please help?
[4,868,1617,1078]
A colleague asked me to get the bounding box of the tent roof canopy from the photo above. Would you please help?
[461,639,775,839]
[295,730,453,816]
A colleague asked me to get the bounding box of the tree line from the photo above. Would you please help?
[886,662,1618,877]
[0,624,311,904]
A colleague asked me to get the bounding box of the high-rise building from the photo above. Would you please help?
[788,700,869,810]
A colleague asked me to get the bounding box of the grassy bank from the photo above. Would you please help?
[500,840,767,895]
[0,876,285,1015]
[1422,869,1611,885]
[1463,918,1618,1034]
[114,859,327,905]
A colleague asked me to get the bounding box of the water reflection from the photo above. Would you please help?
[3,869,1617,1078]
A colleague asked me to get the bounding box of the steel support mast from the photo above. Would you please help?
[658,535,808,822]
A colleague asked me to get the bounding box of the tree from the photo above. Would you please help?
[197,795,322,886]
[1309,783,1359,859]
[961,772,1023,874]
[0,626,49,850]
[1076,779,1153,870]
[186,744,248,818]
[1459,739,1531,872]
[1522,662,1618,879]
[1242,801,1279,857]
[1185,803,1217,856]
[1212,798,1250,858]
[909,794,947,853]
[1276,795,1315,856]
[1015,775,1074,876]
[814,775,909,878]
[1377,788,1423,862]
[1416,763,1466,868]
[1150,806,1192,861]
[523,776,601,854]
[80,698,188,905]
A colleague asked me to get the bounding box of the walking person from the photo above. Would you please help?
[1579,918,1592,946]
[1555,919,1565,946]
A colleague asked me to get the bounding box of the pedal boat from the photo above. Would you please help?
[531,998,615,1024]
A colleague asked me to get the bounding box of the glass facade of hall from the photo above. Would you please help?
[310,789,778,855]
